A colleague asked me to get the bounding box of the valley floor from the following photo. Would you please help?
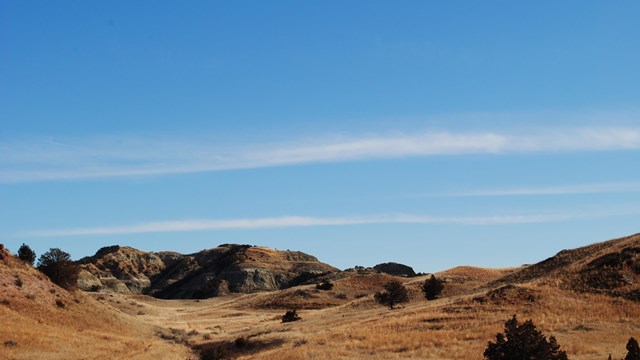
[93,276,640,360]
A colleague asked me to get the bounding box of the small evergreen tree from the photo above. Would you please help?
[484,315,568,360]
[282,309,301,323]
[374,280,409,309]
[17,243,36,265]
[37,248,80,290]
[421,275,444,300]
[626,337,640,360]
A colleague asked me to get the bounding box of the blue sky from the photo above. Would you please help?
[1,1,639,272]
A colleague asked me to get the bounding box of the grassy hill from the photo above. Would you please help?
[0,246,194,360]
[1,232,639,359]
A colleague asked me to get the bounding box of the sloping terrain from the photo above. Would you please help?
[3,233,640,359]
[0,245,193,360]
[103,273,639,360]
[78,244,339,299]
[125,233,636,359]
[493,232,640,300]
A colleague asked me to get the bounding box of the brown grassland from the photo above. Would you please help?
[1,234,639,359]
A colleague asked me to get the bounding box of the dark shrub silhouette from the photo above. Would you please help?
[18,244,36,265]
[484,315,568,360]
[282,309,301,323]
[374,280,409,309]
[316,280,334,291]
[37,248,80,290]
[627,337,640,360]
[234,336,249,348]
[421,275,444,300]
[199,345,226,360]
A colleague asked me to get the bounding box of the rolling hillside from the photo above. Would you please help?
[2,232,639,359]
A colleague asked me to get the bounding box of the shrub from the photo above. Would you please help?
[627,337,640,360]
[282,309,301,323]
[484,315,567,360]
[14,277,23,287]
[37,248,80,290]
[17,243,36,265]
[234,336,249,348]
[421,275,444,300]
[316,280,334,291]
[199,345,226,360]
[374,280,409,309]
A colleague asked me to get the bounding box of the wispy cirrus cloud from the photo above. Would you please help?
[18,210,635,238]
[430,182,640,197]
[1,125,640,183]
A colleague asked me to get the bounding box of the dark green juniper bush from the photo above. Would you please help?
[421,274,444,300]
[18,243,36,265]
[484,315,568,360]
[374,280,409,309]
[37,248,80,290]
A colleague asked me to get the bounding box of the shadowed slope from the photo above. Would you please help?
[493,233,640,300]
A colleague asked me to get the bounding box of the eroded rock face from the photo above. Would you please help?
[77,246,167,293]
[77,244,339,299]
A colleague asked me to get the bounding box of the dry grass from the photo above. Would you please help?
[0,254,194,360]
[2,235,639,359]
[92,274,638,360]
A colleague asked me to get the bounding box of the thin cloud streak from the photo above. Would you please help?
[2,126,640,183]
[18,211,631,238]
[433,182,640,197]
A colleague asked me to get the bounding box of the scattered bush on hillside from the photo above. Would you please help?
[484,315,568,360]
[37,248,81,291]
[14,277,23,287]
[626,337,640,360]
[282,309,301,323]
[374,280,409,309]
[421,274,444,300]
[316,280,334,290]
[17,243,36,265]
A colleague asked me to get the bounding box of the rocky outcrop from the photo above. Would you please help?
[77,244,339,299]
[373,262,416,277]
[77,245,170,293]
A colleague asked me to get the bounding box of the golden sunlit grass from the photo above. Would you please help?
[2,235,639,359]
[94,273,639,360]
[0,255,194,360]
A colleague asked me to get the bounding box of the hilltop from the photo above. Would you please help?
[77,244,339,298]
[492,232,640,300]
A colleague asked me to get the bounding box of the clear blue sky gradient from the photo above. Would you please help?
[1,1,639,272]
